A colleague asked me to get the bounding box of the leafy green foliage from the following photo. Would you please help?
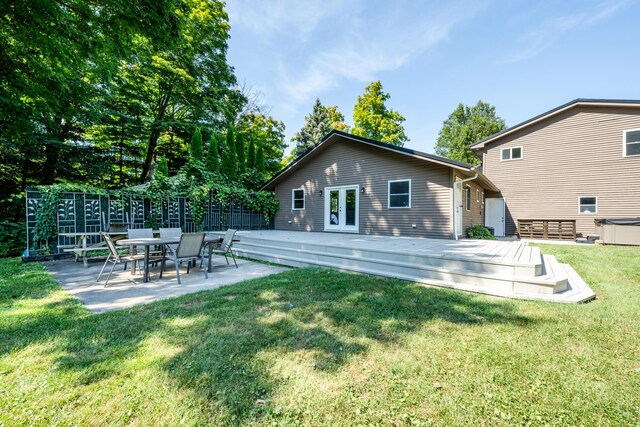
[467,224,497,240]
[156,156,169,178]
[206,134,220,174]
[189,128,204,163]
[435,101,507,166]
[221,126,237,180]
[352,81,408,146]
[247,136,256,170]
[326,105,350,132]
[30,189,61,253]
[255,141,267,177]
[291,98,332,158]
[237,112,287,177]
[236,132,246,175]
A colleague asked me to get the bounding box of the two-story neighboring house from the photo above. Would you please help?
[471,99,640,238]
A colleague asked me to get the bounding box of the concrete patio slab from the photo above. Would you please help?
[44,257,288,313]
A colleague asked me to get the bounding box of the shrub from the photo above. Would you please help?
[467,224,496,240]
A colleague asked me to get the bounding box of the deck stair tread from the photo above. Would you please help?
[230,231,594,303]
[236,239,540,268]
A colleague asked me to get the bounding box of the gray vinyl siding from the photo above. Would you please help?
[480,105,640,236]
[273,137,454,238]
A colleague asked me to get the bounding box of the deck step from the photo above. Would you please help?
[235,239,540,277]
[233,245,569,298]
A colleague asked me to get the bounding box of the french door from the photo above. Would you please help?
[324,185,359,232]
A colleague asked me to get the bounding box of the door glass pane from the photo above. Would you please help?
[345,189,356,226]
[329,190,340,225]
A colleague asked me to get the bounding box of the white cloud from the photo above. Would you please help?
[227,0,344,44]
[279,1,488,104]
[502,0,631,64]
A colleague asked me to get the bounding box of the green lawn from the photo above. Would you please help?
[1,245,639,426]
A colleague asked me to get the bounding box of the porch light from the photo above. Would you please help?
[361,187,366,194]
[319,190,323,196]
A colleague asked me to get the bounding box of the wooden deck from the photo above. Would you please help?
[231,231,595,303]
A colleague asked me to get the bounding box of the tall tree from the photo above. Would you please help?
[326,106,350,132]
[435,101,507,166]
[235,132,246,175]
[291,98,332,157]
[130,0,244,182]
[221,126,237,180]
[189,128,204,163]
[206,134,220,174]
[246,136,256,170]
[352,81,408,146]
[237,112,286,177]
[255,140,266,177]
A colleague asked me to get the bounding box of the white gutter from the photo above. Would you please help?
[453,174,479,240]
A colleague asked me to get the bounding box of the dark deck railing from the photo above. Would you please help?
[517,219,576,240]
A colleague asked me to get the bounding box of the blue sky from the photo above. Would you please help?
[227,0,640,155]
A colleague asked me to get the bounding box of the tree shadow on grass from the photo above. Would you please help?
[3,265,538,424]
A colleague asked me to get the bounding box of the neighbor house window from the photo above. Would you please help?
[292,189,305,210]
[465,186,471,211]
[624,129,640,157]
[579,196,597,214]
[388,179,411,208]
[501,146,523,161]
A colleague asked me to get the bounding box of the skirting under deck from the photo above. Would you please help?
[229,231,595,303]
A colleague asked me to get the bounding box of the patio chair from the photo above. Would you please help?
[97,232,146,287]
[163,232,208,284]
[159,227,182,254]
[208,229,238,268]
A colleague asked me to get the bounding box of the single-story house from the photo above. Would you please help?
[261,130,498,239]
[471,98,640,237]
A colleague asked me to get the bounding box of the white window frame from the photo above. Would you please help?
[465,185,471,211]
[291,188,305,211]
[501,146,523,161]
[623,128,640,157]
[388,179,411,209]
[578,196,597,214]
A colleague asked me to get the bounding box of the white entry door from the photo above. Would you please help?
[485,198,505,237]
[324,185,359,232]
[454,183,463,237]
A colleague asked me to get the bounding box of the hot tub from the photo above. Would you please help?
[594,218,640,245]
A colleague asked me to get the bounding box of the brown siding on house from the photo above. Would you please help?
[480,105,640,236]
[457,176,485,235]
[274,138,454,238]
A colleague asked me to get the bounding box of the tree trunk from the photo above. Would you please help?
[140,92,171,183]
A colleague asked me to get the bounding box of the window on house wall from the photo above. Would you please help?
[292,189,305,210]
[624,129,640,157]
[579,196,597,214]
[465,186,471,211]
[388,179,411,208]
[501,146,523,161]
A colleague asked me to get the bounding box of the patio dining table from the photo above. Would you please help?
[116,234,234,283]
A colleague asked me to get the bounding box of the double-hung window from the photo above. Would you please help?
[624,129,640,157]
[292,189,305,210]
[501,146,523,161]
[388,179,411,208]
[579,196,597,214]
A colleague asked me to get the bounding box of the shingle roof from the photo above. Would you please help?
[471,98,640,150]
[260,130,476,190]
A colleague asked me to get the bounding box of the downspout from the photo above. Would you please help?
[453,173,479,240]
